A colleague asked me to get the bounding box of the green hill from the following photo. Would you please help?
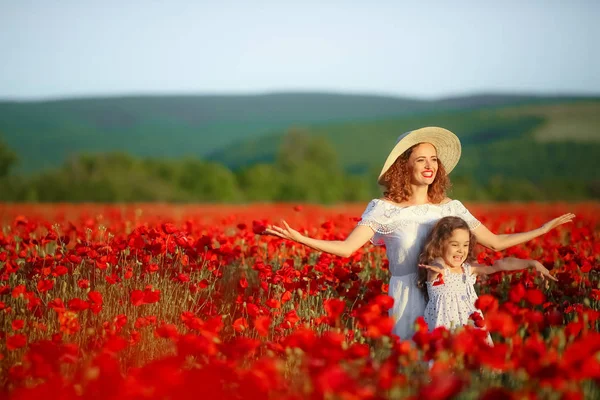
[208,100,600,186]
[0,92,593,173]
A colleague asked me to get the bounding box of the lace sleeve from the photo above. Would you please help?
[356,200,396,246]
[452,200,481,230]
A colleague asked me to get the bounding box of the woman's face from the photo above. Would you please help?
[407,143,438,186]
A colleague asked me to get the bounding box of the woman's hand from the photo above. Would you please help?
[263,220,305,243]
[532,260,558,282]
[540,213,576,234]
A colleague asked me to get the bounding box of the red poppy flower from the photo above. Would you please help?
[161,222,178,234]
[67,298,90,312]
[103,335,128,354]
[233,317,249,333]
[324,298,346,323]
[419,373,465,399]
[283,310,300,328]
[509,283,526,303]
[484,310,517,337]
[252,220,267,235]
[154,323,179,339]
[239,277,249,289]
[265,298,281,309]
[88,291,103,305]
[11,319,25,331]
[432,274,445,286]
[6,334,27,351]
[59,311,80,335]
[37,279,54,293]
[11,285,26,298]
[374,295,394,311]
[525,289,546,306]
[54,265,69,276]
[48,298,65,312]
[365,316,395,339]
[143,288,161,304]
[77,279,90,289]
[469,311,486,328]
[475,294,499,313]
[254,316,271,337]
[131,290,144,306]
[480,388,516,400]
[281,291,293,304]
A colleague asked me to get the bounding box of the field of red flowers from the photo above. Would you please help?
[0,202,599,400]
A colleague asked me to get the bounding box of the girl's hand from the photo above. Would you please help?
[419,263,445,275]
[540,213,575,234]
[264,220,304,243]
[532,261,558,282]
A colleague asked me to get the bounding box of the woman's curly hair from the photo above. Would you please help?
[416,216,478,302]
[377,143,451,204]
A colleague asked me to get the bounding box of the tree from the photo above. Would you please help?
[178,159,242,202]
[237,164,282,202]
[274,128,348,203]
[276,127,341,174]
[342,175,371,202]
[0,135,18,177]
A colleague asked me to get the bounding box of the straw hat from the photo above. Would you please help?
[378,127,461,180]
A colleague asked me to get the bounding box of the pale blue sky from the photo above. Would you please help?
[1,0,598,100]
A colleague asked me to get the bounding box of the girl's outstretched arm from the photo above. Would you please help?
[264,221,374,258]
[472,213,575,251]
[470,257,558,281]
[419,263,445,282]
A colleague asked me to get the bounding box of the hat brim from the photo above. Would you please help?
[378,127,461,180]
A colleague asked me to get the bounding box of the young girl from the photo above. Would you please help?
[418,216,557,338]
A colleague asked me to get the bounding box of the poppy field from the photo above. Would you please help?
[0,202,599,400]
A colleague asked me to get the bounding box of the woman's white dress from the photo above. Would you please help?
[358,199,481,340]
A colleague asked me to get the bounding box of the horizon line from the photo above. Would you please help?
[1,89,600,103]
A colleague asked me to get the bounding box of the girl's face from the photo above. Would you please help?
[442,228,470,268]
[407,143,438,186]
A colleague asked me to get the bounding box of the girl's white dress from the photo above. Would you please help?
[424,263,481,330]
[358,199,481,340]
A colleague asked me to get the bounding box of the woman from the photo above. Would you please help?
[264,127,574,340]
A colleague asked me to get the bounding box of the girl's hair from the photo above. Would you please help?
[377,143,451,204]
[416,216,478,301]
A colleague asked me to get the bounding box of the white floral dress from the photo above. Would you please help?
[358,199,481,340]
[425,263,493,345]
[425,263,481,330]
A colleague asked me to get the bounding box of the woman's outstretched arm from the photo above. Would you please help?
[470,257,558,281]
[264,221,375,258]
[472,213,575,251]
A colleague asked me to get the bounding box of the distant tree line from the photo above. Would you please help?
[0,131,597,203]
